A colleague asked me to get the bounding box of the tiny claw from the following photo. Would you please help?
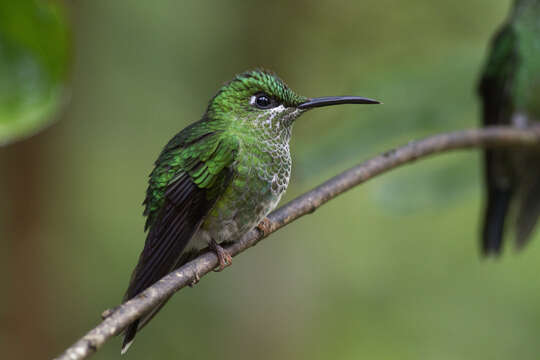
[257,217,273,237]
[215,249,232,272]
[189,272,201,287]
[209,239,232,272]
[101,306,118,319]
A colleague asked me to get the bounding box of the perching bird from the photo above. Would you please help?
[479,0,540,255]
[121,69,379,352]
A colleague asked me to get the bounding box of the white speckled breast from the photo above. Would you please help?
[188,106,301,251]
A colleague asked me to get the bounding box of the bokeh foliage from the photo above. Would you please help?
[0,0,69,145]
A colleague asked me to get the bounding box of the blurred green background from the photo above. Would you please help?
[2,1,540,359]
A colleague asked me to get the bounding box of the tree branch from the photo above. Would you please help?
[54,126,540,360]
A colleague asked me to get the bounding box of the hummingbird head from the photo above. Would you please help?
[207,69,379,131]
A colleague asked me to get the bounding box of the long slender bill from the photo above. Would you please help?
[298,96,380,109]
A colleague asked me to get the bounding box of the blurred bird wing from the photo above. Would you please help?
[478,24,519,254]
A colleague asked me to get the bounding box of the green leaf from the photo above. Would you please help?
[0,0,70,145]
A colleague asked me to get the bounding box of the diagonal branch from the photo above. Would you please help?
[54,126,540,360]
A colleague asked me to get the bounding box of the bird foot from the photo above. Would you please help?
[188,271,201,287]
[257,217,273,237]
[101,306,118,319]
[209,240,232,272]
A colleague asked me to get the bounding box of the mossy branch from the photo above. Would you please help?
[54,126,540,360]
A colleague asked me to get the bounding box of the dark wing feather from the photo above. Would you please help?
[121,126,238,352]
[478,24,519,255]
[124,174,211,301]
[122,175,211,352]
[516,176,540,245]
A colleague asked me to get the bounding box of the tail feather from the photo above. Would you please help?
[515,180,540,247]
[121,321,138,355]
[120,249,200,354]
[482,188,513,255]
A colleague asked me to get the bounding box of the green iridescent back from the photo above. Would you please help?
[512,0,540,115]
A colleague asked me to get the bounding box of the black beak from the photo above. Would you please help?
[298,96,380,109]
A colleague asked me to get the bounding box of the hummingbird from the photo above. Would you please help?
[479,0,540,255]
[121,69,379,352]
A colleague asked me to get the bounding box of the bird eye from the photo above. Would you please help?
[252,93,274,109]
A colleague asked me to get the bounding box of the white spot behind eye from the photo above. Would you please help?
[249,95,257,106]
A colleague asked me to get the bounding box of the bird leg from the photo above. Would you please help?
[257,217,273,237]
[209,239,232,272]
[188,271,200,287]
[100,306,119,320]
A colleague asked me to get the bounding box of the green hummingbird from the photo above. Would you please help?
[479,0,540,255]
[121,69,379,352]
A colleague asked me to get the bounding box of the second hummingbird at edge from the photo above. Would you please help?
[479,0,540,255]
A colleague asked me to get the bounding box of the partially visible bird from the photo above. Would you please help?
[479,0,540,255]
[121,69,379,353]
